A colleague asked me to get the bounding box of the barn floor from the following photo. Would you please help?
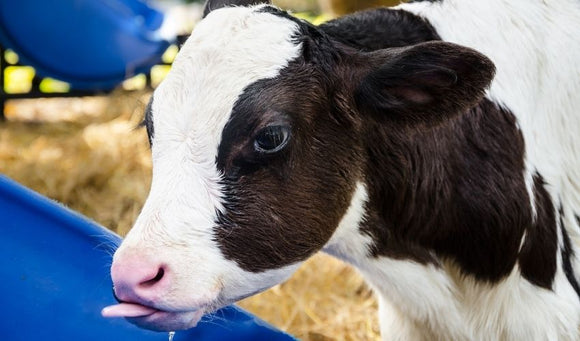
[0,93,380,341]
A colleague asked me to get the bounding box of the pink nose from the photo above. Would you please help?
[111,255,168,303]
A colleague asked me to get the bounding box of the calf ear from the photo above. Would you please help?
[203,0,271,18]
[354,41,495,126]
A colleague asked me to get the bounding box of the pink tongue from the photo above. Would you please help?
[101,303,158,318]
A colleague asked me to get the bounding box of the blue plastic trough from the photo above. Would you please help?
[0,0,171,90]
[0,175,296,340]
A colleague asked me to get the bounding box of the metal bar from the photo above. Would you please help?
[0,46,6,121]
[0,40,180,120]
[2,90,109,100]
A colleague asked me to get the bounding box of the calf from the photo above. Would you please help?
[102,0,580,339]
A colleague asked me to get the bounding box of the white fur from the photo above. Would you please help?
[114,4,303,316]
[322,182,372,266]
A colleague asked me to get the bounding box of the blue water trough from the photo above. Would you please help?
[0,175,295,340]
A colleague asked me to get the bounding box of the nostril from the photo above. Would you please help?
[140,266,165,287]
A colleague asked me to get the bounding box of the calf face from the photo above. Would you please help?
[103,0,494,331]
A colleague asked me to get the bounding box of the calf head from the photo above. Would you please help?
[103,0,495,331]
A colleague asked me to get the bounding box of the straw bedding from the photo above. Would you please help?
[0,94,380,340]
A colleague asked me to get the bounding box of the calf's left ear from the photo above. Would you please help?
[354,41,495,126]
[203,0,271,18]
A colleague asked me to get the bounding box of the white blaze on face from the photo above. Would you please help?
[112,5,302,318]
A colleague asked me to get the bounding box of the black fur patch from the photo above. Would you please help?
[319,8,440,51]
[408,0,442,3]
[214,55,362,272]
[560,208,580,299]
[361,99,534,282]
[143,97,154,147]
[518,174,558,288]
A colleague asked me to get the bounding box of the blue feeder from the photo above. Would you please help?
[0,175,296,340]
[0,0,172,90]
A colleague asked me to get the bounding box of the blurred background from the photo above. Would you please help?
[0,0,400,340]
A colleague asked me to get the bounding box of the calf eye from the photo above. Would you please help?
[254,125,290,154]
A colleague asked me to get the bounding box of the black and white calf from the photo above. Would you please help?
[102,0,580,339]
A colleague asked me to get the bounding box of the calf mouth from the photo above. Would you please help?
[102,301,206,331]
[126,308,206,331]
[102,277,275,331]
